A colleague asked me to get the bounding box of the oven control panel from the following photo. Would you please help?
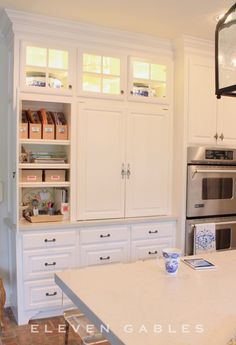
[205,149,233,161]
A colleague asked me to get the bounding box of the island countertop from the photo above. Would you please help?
[55,250,236,345]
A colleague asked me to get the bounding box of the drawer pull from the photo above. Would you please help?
[148,230,158,234]
[148,250,158,255]
[100,256,110,261]
[44,238,56,243]
[46,292,57,297]
[100,234,111,238]
[45,262,56,266]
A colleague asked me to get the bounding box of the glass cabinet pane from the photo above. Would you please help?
[26,46,47,67]
[103,57,120,76]
[81,53,122,96]
[83,74,101,92]
[133,61,149,79]
[131,58,167,100]
[48,49,68,70]
[151,64,166,82]
[24,45,70,90]
[103,76,120,94]
[83,54,102,73]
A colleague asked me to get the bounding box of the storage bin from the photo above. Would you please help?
[55,124,68,140]
[19,123,28,139]
[44,170,66,182]
[21,170,43,182]
[42,124,55,140]
[29,123,42,139]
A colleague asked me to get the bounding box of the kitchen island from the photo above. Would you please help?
[55,250,236,345]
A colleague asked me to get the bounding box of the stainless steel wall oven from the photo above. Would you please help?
[186,147,236,255]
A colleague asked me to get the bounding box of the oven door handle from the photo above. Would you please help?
[192,169,236,178]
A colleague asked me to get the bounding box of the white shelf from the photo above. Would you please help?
[19,139,70,145]
[19,164,70,169]
[19,181,70,188]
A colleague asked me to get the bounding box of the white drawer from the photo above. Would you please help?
[22,230,77,250]
[80,226,129,244]
[131,238,174,261]
[80,242,129,267]
[23,247,76,280]
[131,222,174,240]
[24,279,63,310]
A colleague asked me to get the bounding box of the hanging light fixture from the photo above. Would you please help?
[215,2,236,98]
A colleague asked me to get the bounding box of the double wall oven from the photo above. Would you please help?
[186,147,236,255]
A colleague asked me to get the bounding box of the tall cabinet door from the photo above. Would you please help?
[187,55,217,145]
[78,102,126,220]
[217,97,236,147]
[125,107,170,217]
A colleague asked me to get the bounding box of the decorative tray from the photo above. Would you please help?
[25,214,63,223]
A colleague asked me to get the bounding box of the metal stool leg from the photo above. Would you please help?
[65,319,70,345]
[0,278,6,331]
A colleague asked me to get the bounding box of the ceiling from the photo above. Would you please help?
[0,0,235,41]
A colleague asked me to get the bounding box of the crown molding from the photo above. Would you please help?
[182,35,214,56]
[0,8,173,57]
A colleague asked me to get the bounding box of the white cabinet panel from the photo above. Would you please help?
[217,97,236,146]
[23,247,76,280]
[187,56,217,145]
[78,104,126,220]
[131,222,174,240]
[80,242,129,267]
[80,226,129,244]
[24,280,63,310]
[125,108,170,217]
[22,230,77,250]
[131,238,173,261]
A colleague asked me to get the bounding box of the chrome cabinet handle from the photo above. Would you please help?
[148,250,158,255]
[214,133,218,140]
[219,133,224,140]
[127,164,131,179]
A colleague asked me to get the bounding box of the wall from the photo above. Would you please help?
[0,38,10,304]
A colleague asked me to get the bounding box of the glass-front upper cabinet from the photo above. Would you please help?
[128,57,171,103]
[20,42,74,92]
[78,51,125,99]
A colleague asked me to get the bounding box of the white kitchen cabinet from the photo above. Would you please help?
[21,229,77,316]
[187,54,236,146]
[78,102,126,220]
[130,221,175,261]
[78,102,170,220]
[128,56,172,104]
[20,42,75,94]
[126,107,170,217]
[78,50,126,100]
[79,225,130,267]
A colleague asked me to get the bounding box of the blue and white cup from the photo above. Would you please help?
[162,248,182,275]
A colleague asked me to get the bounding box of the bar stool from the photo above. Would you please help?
[64,309,110,345]
[0,278,6,330]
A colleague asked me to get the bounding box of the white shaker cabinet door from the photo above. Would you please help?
[217,96,236,147]
[78,103,126,220]
[125,107,170,217]
[187,55,217,145]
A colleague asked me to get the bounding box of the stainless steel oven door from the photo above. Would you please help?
[187,165,236,218]
[185,217,236,255]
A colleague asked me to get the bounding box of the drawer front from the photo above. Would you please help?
[24,280,63,310]
[80,242,129,267]
[22,230,77,250]
[23,247,76,280]
[131,222,174,240]
[80,226,129,245]
[131,238,174,261]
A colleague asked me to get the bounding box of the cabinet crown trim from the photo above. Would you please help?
[0,8,173,56]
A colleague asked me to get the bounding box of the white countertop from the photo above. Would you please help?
[7,215,177,231]
[55,250,236,345]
